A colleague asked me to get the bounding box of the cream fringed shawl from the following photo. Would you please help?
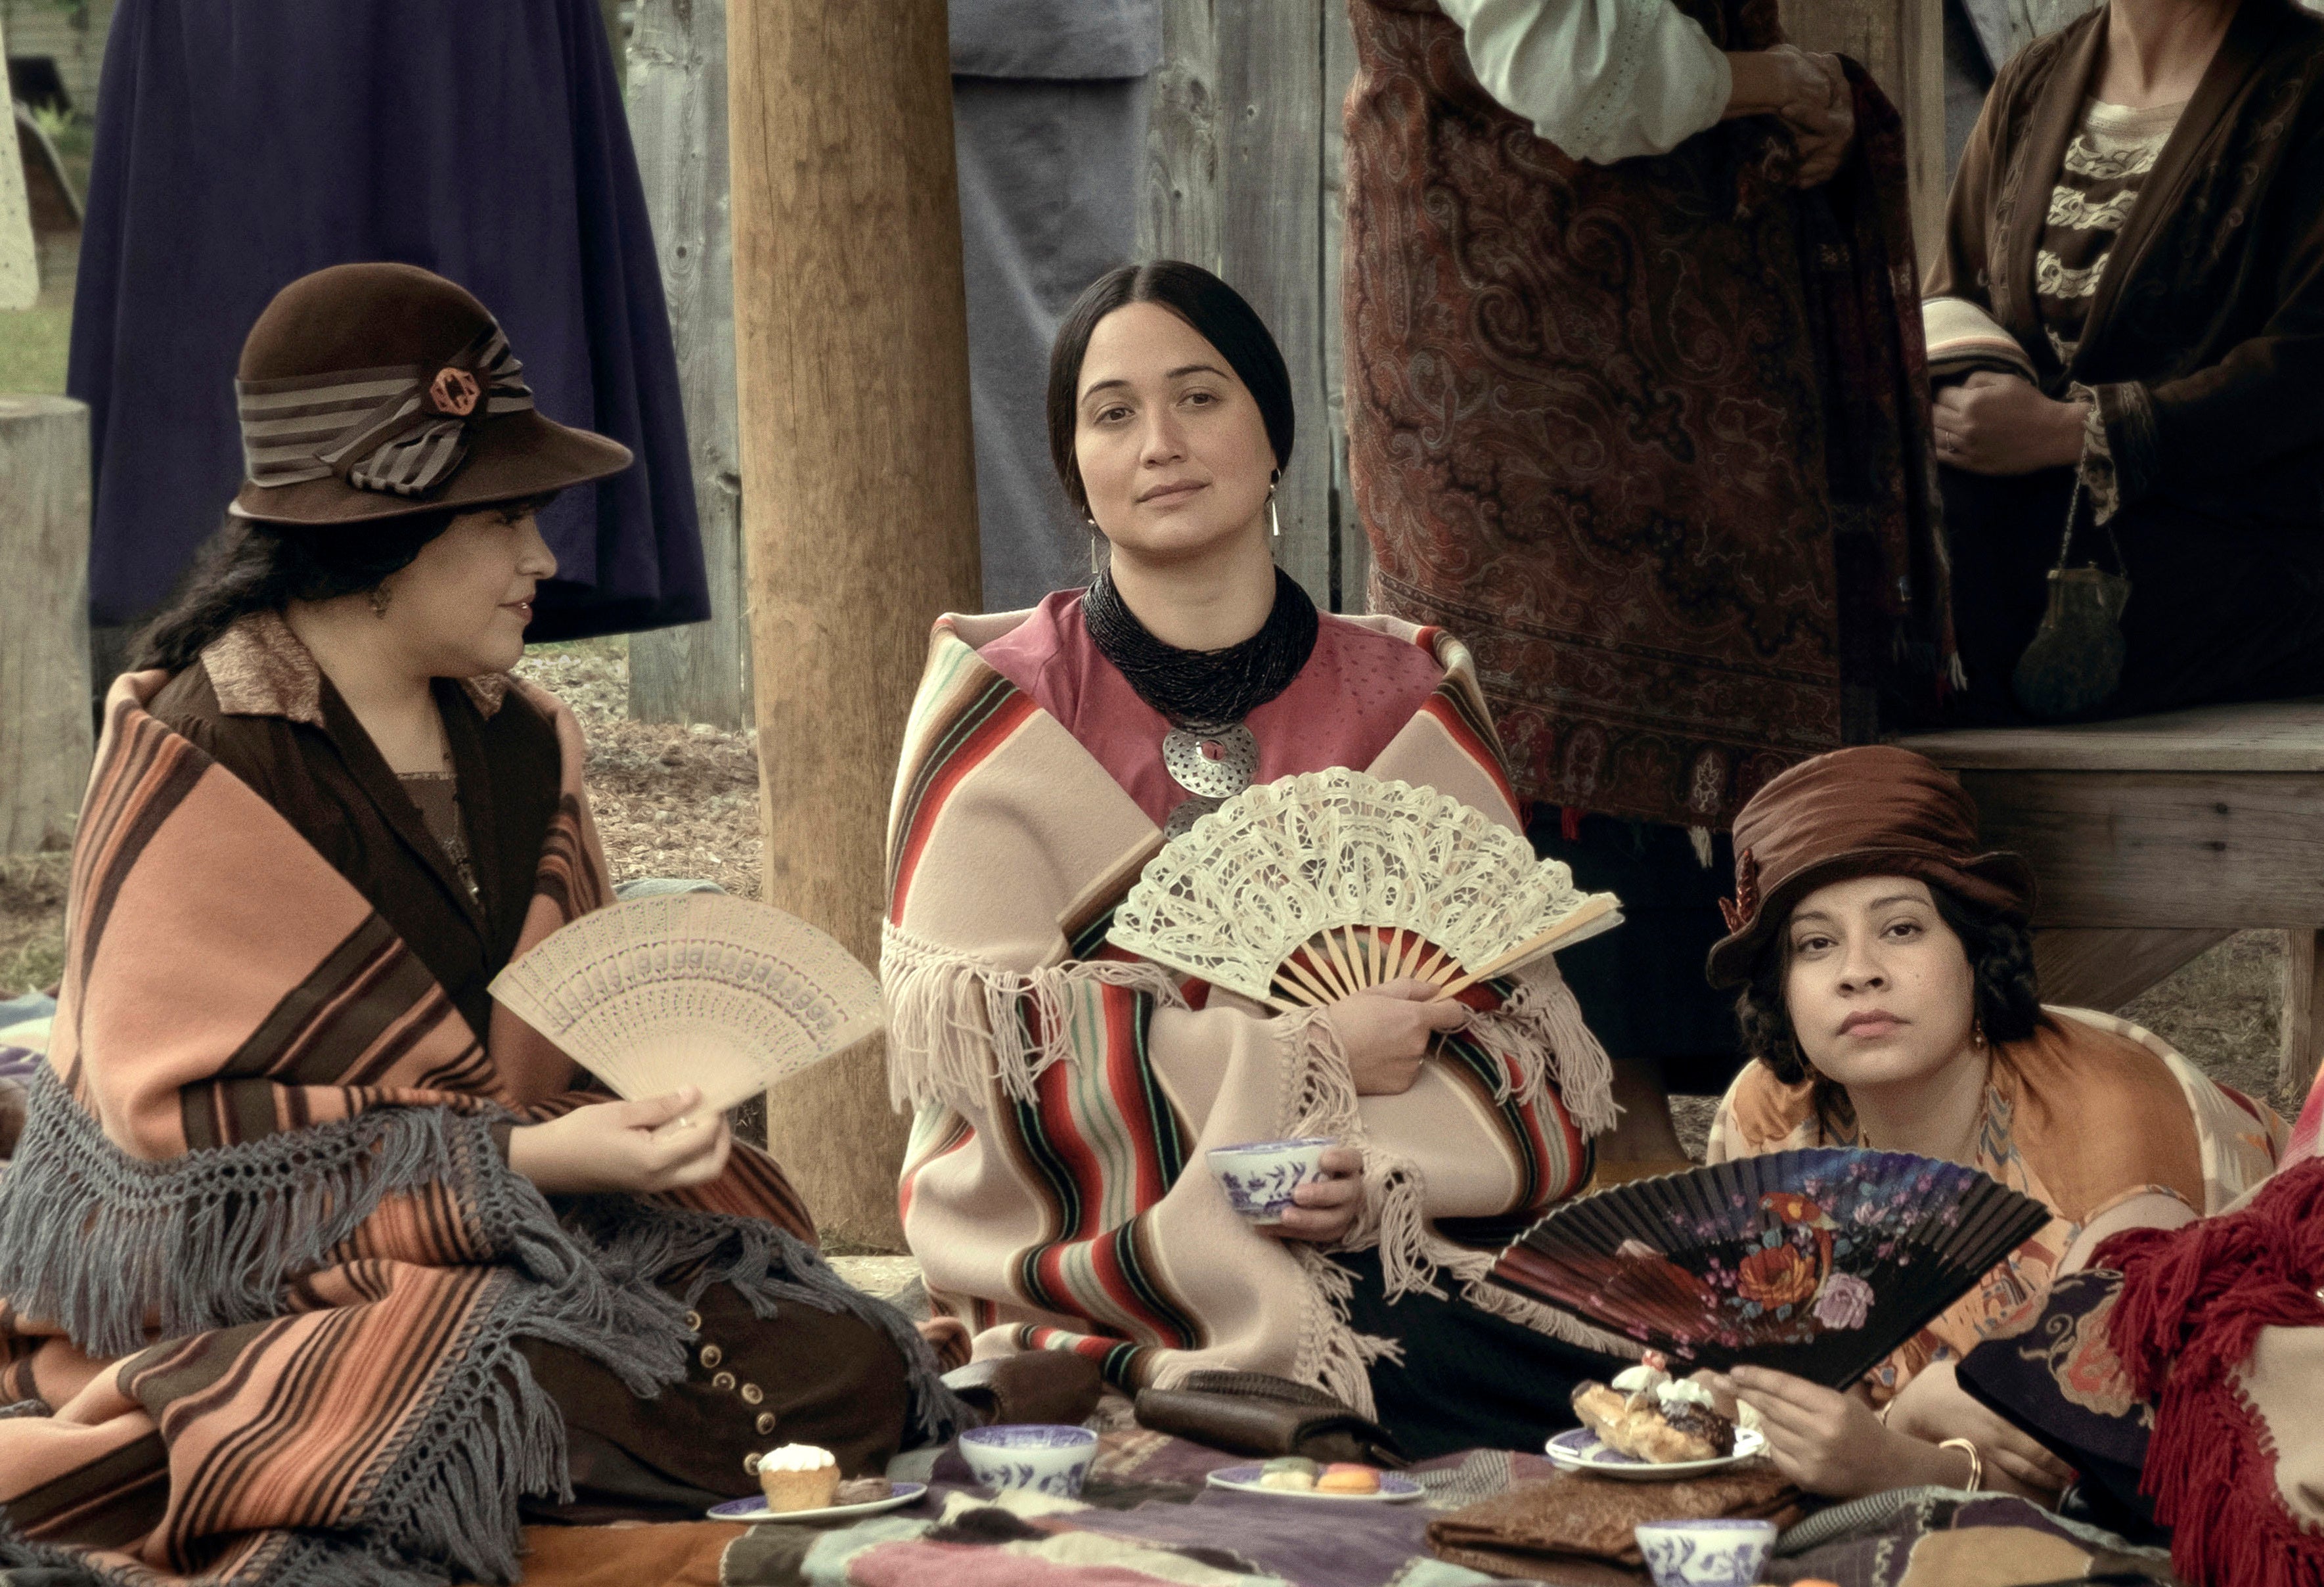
[883,610,1638,1414]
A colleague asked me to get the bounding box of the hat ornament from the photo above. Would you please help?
[1718,847,1760,934]
[234,321,536,501]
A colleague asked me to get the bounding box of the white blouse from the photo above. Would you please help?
[1439,0,1731,165]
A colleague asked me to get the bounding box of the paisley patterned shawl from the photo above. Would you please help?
[0,671,950,1587]
[1345,0,1950,829]
[1707,1006,2285,1403]
[882,610,1636,1417]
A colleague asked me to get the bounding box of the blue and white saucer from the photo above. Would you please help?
[1544,1427,1764,1481]
[705,1480,926,1523]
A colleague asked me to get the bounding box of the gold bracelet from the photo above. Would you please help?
[1938,1436,1984,1493]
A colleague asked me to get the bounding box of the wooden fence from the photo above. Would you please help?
[629,0,1948,724]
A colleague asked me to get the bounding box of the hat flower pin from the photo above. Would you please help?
[428,366,481,417]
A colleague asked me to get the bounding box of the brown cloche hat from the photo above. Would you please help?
[1703,745,2036,988]
[228,262,632,525]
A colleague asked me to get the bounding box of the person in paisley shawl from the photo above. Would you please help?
[1343,0,1953,1167]
[1925,0,2324,723]
[1693,745,2282,1501]
[0,265,962,1586]
[883,262,1644,1460]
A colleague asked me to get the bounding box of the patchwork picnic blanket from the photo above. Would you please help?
[670,1430,2181,1587]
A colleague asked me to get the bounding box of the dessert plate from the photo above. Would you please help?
[1204,1464,1423,1502]
[705,1481,926,1523]
[1543,1426,1766,1481]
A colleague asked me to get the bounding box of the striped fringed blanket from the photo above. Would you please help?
[884,612,1637,1416]
[0,671,957,1587]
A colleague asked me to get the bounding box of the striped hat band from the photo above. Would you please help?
[235,321,535,500]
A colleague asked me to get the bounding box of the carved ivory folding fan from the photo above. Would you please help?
[1106,769,1622,1010]
[489,892,883,1114]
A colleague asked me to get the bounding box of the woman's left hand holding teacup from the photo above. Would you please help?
[1261,1144,1365,1245]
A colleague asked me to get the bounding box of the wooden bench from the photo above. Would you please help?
[1896,700,2324,1097]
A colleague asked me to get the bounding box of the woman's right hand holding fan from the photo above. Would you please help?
[508,1086,734,1194]
[1323,979,1473,1095]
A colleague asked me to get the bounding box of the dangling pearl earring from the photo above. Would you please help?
[1268,468,1282,541]
[369,583,393,619]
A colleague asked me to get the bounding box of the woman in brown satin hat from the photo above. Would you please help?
[1689,746,2282,1502]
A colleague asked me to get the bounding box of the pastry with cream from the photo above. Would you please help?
[1569,1366,1737,1463]
[1256,1456,1320,1491]
[1315,1462,1381,1494]
[757,1442,841,1511]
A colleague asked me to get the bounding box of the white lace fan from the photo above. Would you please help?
[489,892,883,1114]
[1106,769,1622,1011]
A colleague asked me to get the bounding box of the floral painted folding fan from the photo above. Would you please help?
[1105,769,1622,1010]
[489,892,883,1115]
[1487,1148,2054,1389]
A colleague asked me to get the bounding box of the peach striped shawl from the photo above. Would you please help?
[0,671,955,1586]
[884,611,1636,1416]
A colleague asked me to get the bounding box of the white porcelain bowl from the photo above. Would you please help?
[1206,1136,1335,1224]
[1633,1518,1778,1587]
[958,1423,1099,1498]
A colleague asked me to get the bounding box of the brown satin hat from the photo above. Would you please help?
[227,262,632,525]
[1704,745,2036,988]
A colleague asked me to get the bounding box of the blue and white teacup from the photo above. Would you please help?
[958,1423,1100,1498]
[1632,1518,1779,1587]
[1205,1136,1337,1225]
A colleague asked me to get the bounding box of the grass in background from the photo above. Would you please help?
[0,286,74,395]
[3,108,91,395]
[0,856,69,999]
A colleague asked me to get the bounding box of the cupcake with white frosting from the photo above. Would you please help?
[757,1442,841,1512]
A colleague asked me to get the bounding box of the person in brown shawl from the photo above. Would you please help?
[0,265,967,1586]
[1344,1,1950,1159]
[1925,0,2324,723]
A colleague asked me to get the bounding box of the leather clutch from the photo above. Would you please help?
[1134,1370,1410,1468]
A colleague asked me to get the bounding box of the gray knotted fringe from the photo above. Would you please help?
[357,1271,590,1586]
[570,1197,972,1446]
[0,1073,958,1584]
[0,1068,532,1359]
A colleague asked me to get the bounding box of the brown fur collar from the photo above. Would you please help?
[201,610,509,725]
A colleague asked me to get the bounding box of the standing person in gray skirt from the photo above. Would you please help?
[952,0,1161,612]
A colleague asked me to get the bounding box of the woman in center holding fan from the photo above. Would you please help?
[1696,745,2283,1497]
[883,261,1637,1458]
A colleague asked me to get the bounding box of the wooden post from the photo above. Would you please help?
[727,4,981,1249]
[0,395,93,854]
[2283,929,2324,1100]
[1781,0,1948,268]
[627,0,753,729]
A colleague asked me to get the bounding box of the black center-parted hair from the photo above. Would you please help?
[1046,261,1295,520]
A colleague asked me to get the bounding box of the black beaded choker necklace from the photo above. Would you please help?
[1083,566,1320,728]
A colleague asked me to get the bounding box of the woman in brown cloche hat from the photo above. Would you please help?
[1683,746,2283,1505]
[0,265,979,1582]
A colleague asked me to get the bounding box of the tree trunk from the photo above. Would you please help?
[726,4,981,1250]
[0,395,93,855]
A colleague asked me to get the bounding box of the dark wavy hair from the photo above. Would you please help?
[1045,260,1295,520]
[129,497,554,673]
[1733,882,2042,1101]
